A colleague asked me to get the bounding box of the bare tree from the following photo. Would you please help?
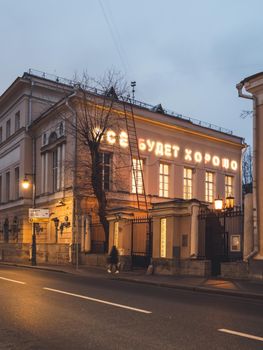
[65,70,129,251]
[242,145,253,193]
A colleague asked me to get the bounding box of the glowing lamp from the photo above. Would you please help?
[214,196,223,210]
[22,176,30,189]
[225,195,234,210]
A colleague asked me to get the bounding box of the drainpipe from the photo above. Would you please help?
[65,94,78,268]
[29,79,34,125]
[236,82,258,260]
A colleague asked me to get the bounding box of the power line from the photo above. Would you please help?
[98,0,131,76]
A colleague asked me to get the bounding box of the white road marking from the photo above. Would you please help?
[43,287,152,314]
[218,328,263,342]
[0,276,26,285]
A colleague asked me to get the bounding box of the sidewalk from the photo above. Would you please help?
[1,262,263,301]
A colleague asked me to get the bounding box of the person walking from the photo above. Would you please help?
[107,245,120,274]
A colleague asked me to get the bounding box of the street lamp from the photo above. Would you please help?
[214,195,223,211]
[214,194,234,211]
[22,173,36,266]
[214,194,235,259]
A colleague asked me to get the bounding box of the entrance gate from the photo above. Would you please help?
[131,217,152,269]
[198,208,243,276]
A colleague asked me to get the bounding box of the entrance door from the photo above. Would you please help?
[205,213,228,276]
[131,218,152,269]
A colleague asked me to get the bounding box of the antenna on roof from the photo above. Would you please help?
[131,81,136,102]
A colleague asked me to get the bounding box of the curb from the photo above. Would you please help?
[0,262,68,274]
[112,276,263,301]
[1,262,263,301]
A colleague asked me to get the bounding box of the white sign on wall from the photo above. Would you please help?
[29,208,50,223]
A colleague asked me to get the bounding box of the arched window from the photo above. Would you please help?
[49,131,57,144]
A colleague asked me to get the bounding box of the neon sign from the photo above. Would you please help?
[101,129,238,171]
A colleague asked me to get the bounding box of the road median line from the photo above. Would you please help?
[43,287,152,314]
[218,328,263,342]
[0,276,26,284]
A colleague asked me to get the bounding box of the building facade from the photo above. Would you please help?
[0,70,244,275]
[234,72,263,280]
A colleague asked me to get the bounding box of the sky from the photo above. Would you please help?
[1,0,263,147]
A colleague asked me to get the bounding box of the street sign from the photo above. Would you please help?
[29,209,50,223]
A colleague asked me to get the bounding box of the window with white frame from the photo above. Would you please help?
[205,171,214,203]
[100,152,111,191]
[183,167,193,199]
[159,163,169,197]
[225,175,233,197]
[132,158,143,194]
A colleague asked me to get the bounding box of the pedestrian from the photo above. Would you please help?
[107,245,120,274]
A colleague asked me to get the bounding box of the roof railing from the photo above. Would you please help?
[27,68,233,135]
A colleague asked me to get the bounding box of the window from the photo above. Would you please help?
[205,171,214,203]
[42,133,47,146]
[52,149,58,192]
[0,127,2,143]
[59,122,64,136]
[182,234,188,247]
[6,172,10,202]
[132,158,143,194]
[183,168,193,199]
[159,163,169,197]
[160,218,167,258]
[15,167,20,199]
[225,175,233,197]
[15,111,20,131]
[100,152,111,191]
[6,119,11,138]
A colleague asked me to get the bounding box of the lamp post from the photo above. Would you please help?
[214,194,235,258]
[22,173,36,266]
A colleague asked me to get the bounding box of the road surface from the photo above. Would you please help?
[0,265,262,349]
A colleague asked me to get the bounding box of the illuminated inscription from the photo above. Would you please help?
[98,129,238,171]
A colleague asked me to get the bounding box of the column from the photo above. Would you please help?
[190,203,200,258]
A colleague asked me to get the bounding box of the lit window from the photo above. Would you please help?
[6,119,11,138]
[159,163,169,197]
[205,171,214,203]
[132,158,143,194]
[100,152,111,191]
[15,111,20,131]
[160,218,167,258]
[183,168,193,199]
[225,175,233,197]
[113,221,119,247]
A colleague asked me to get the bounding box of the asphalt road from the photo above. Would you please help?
[0,265,262,350]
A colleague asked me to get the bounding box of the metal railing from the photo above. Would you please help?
[27,68,233,135]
